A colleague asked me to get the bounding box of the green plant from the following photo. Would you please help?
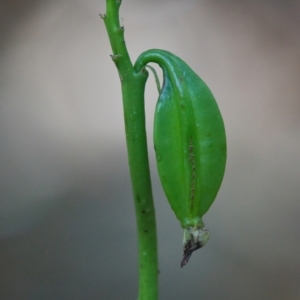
[101,1,226,299]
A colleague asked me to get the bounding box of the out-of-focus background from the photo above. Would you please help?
[1,0,300,299]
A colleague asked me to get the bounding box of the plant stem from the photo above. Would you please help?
[102,1,159,299]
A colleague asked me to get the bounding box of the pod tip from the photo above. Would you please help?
[180,226,209,268]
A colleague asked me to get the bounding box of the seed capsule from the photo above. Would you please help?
[135,49,226,266]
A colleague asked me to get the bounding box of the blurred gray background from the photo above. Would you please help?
[1,0,300,299]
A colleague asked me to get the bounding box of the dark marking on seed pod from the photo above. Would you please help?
[189,138,196,210]
[181,238,203,268]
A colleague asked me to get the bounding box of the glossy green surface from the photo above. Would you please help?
[103,1,158,299]
[135,50,226,228]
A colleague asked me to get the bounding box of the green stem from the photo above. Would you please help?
[101,1,158,299]
[145,65,161,93]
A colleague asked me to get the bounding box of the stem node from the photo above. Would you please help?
[110,54,121,61]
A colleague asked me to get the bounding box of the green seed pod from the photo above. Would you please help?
[135,49,226,267]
